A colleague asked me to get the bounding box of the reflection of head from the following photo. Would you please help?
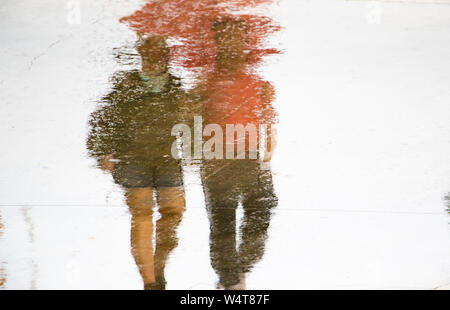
[137,35,170,75]
[213,17,250,72]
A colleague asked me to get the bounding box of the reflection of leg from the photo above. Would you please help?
[210,205,239,289]
[202,162,240,289]
[151,186,186,290]
[207,195,239,289]
[239,170,277,275]
[238,205,272,272]
[126,187,155,289]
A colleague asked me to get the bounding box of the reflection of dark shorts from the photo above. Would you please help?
[113,162,183,188]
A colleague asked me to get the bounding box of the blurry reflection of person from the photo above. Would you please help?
[200,17,278,289]
[87,36,188,290]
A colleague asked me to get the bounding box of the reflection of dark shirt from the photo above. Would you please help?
[87,70,186,169]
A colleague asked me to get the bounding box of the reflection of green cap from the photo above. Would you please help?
[140,72,170,94]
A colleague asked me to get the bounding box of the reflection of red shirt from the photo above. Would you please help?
[203,70,277,154]
[204,70,276,142]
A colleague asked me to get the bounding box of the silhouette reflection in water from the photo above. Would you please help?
[89,0,281,290]
[87,36,191,290]
[199,16,278,289]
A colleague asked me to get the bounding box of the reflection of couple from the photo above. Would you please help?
[87,16,278,290]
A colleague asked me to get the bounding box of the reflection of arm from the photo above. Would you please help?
[87,103,118,171]
[264,125,277,162]
[87,71,137,171]
[261,81,277,162]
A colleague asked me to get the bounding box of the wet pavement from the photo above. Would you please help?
[1,0,450,289]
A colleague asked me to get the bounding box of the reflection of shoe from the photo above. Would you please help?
[144,278,167,290]
[224,273,246,290]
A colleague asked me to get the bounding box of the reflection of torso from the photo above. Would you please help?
[120,96,179,165]
[203,70,276,156]
[204,71,265,126]
[88,70,185,168]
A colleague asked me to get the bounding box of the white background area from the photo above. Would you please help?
[0,0,450,289]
